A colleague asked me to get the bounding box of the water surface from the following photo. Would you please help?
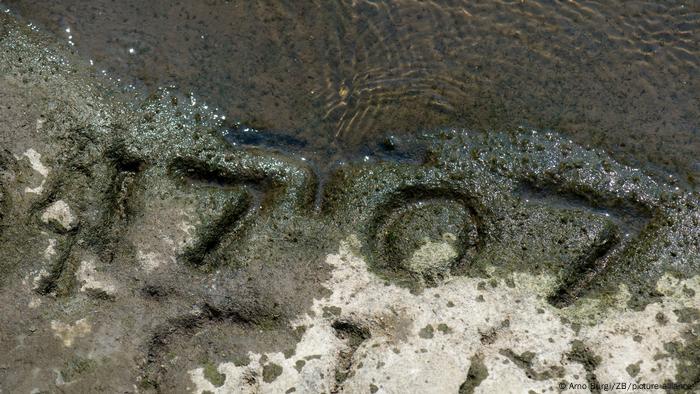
[3,0,699,186]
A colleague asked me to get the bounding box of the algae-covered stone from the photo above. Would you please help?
[262,362,283,383]
[418,324,435,339]
[459,354,489,394]
[375,199,478,287]
[202,361,226,387]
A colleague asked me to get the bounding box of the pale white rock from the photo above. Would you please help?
[178,215,198,245]
[137,250,174,272]
[76,259,117,295]
[188,237,699,394]
[28,295,42,309]
[22,148,49,177]
[30,269,49,291]
[35,118,45,131]
[25,183,45,194]
[50,318,91,347]
[404,237,457,278]
[41,200,78,231]
[188,323,342,394]
[22,148,49,194]
[43,238,57,259]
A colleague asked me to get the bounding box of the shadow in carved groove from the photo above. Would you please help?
[168,157,255,268]
[517,182,654,307]
[0,148,16,235]
[35,147,144,297]
[142,303,254,389]
[367,186,484,288]
[0,149,13,231]
[167,154,316,268]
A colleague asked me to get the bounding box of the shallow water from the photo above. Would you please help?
[3,0,699,186]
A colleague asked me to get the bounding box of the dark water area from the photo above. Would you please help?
[2,1,699,187]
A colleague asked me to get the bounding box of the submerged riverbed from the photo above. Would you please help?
[3,0,699,187]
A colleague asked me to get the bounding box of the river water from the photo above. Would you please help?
[3,0,698,187]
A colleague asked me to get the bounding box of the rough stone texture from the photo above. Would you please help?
[187,238,698,393]
[41,199,78,232]
[0,13,698,394]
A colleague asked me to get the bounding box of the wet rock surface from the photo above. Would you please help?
[0,14,699,393]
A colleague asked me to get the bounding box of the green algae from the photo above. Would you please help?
[436,323,452,334]
[458,354,489,394]
[202,361,226,387]
[262,362,283,383]
[662,330,700,392]
[418,324,434,339]
[567,340,602,394]
[61,357,97,382]
[499,349,564,381]
[626,362,641,378]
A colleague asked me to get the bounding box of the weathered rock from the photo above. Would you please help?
[0,12,698,394]
[41,200,78,232]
